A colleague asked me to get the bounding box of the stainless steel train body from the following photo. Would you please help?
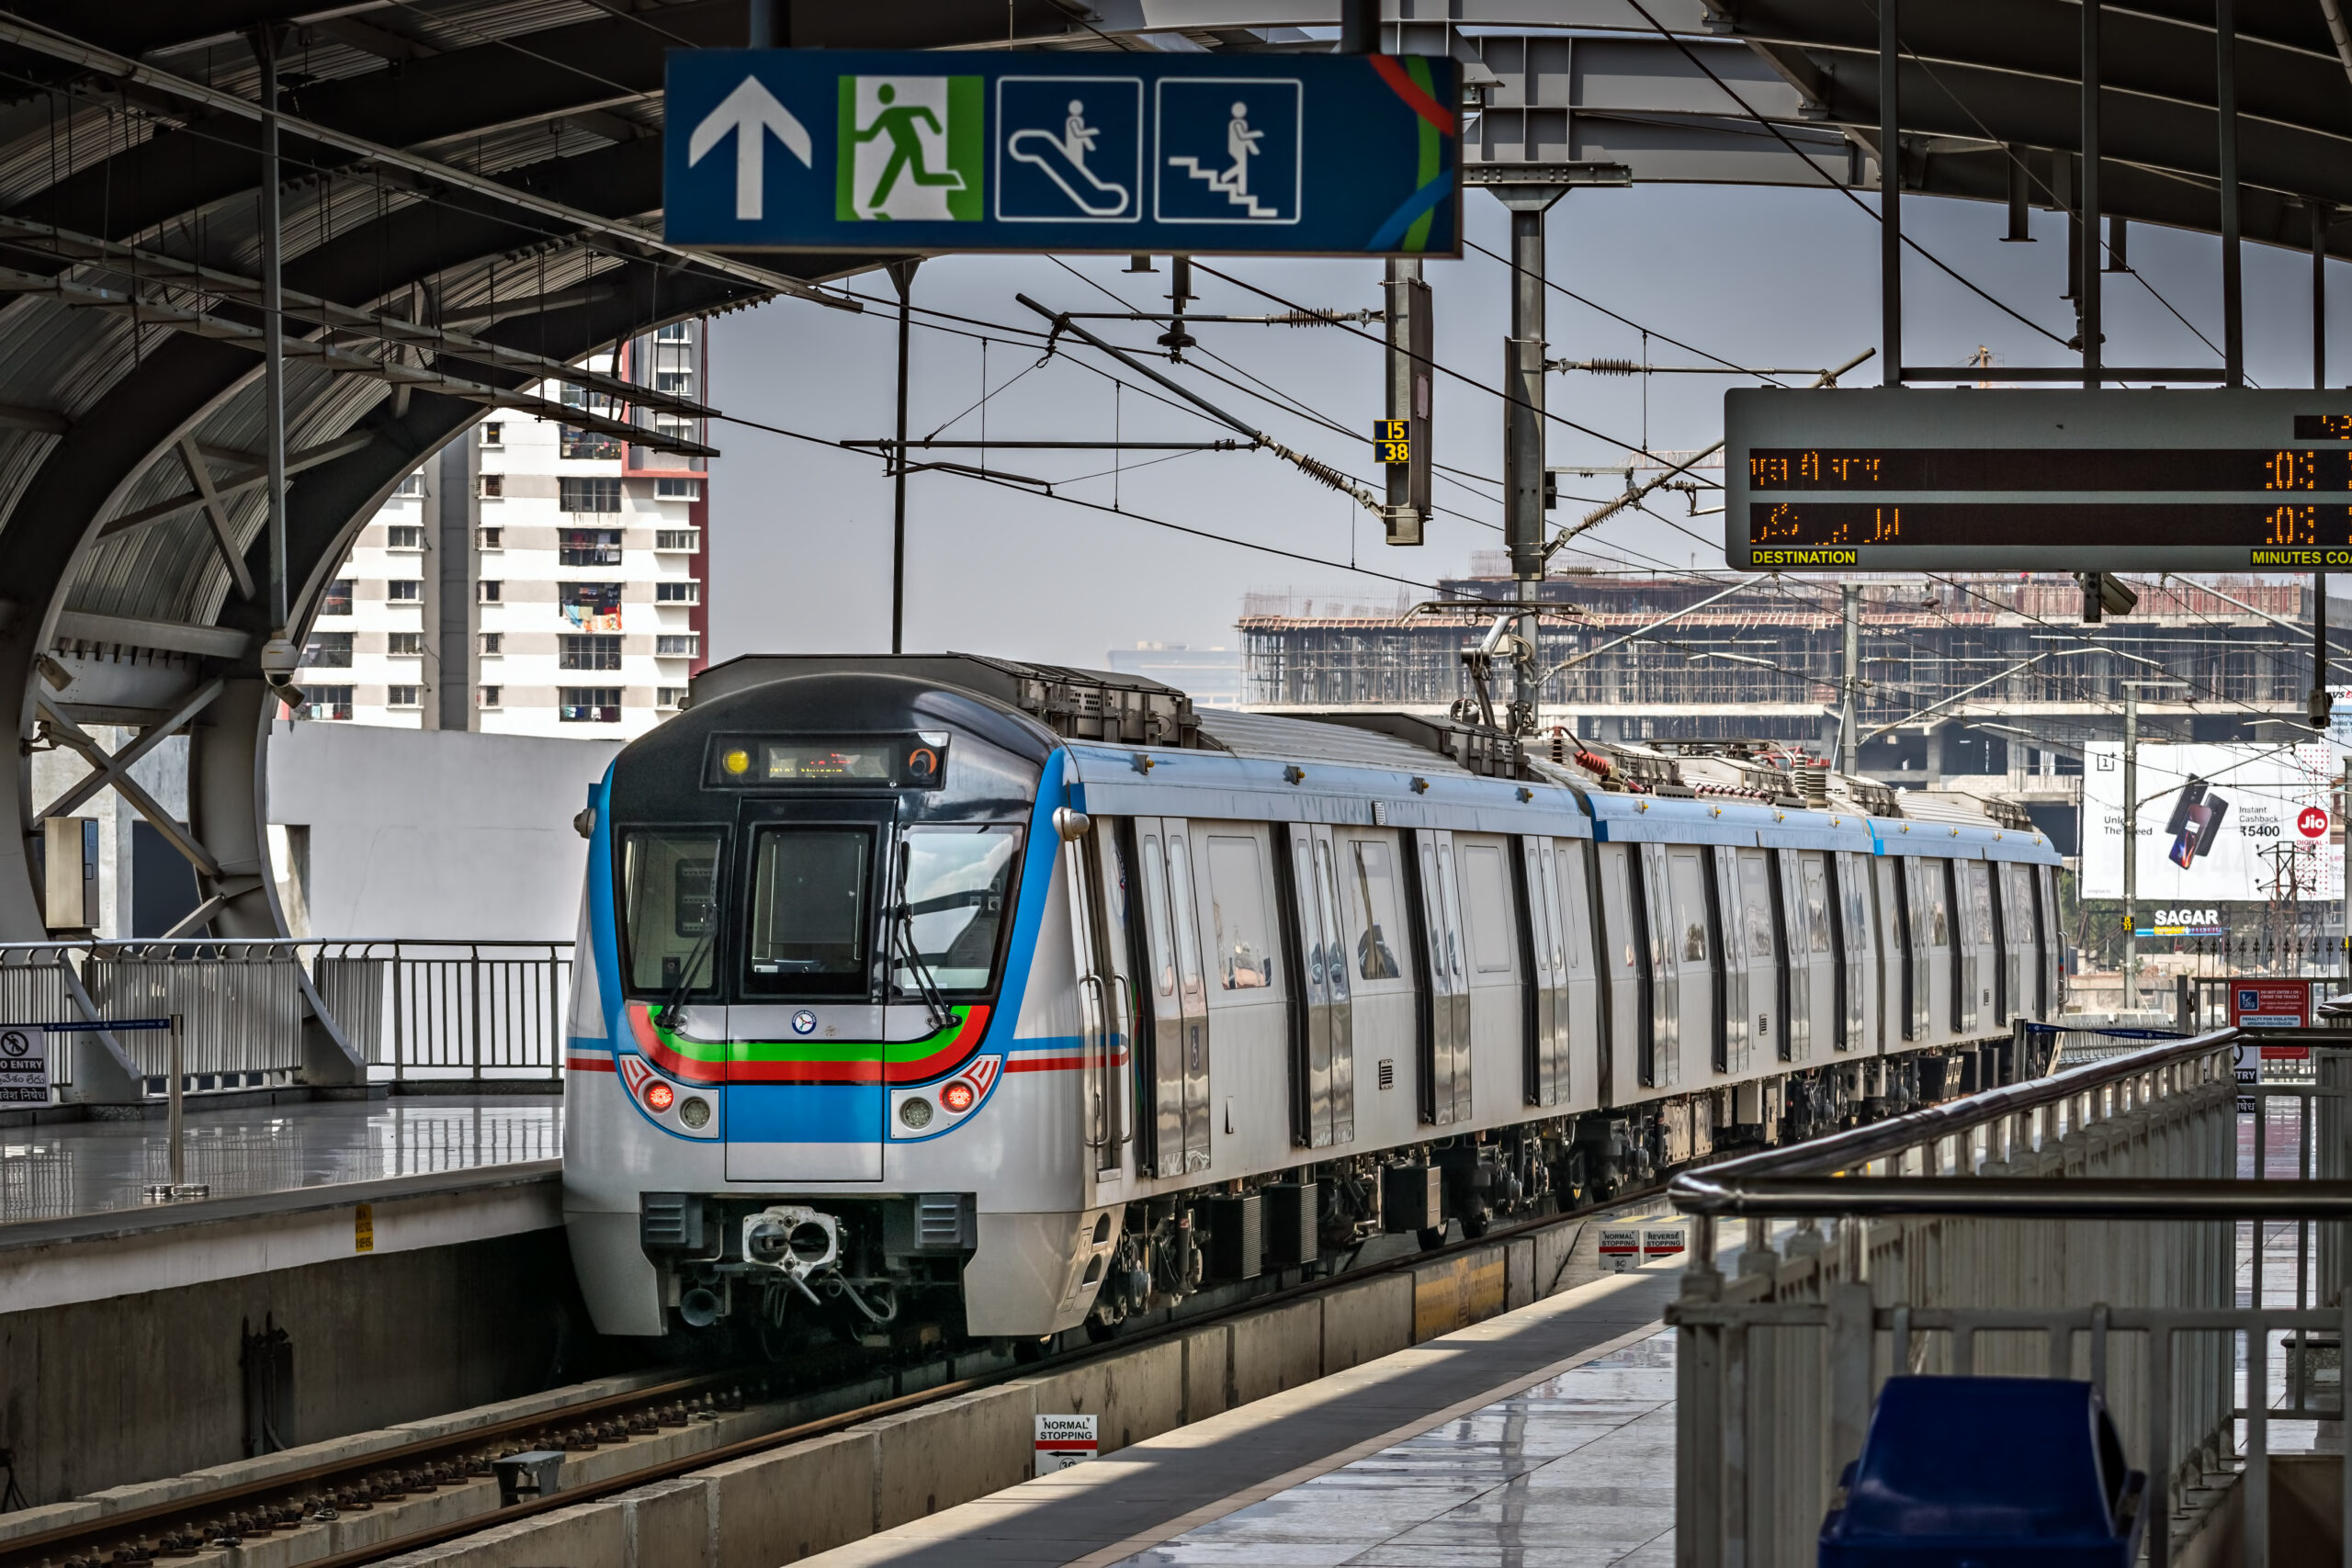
[562,656,2064,1344]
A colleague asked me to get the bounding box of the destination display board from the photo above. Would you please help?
[665,50,1460,257]
[1724,389,2352,571]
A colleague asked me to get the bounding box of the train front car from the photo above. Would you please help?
[564,658,1110,1348]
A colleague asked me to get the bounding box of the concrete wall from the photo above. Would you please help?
[0,1229,610,1506]
[266,723,619,939]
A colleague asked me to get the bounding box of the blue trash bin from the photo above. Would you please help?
[1818,1376,2147,1567]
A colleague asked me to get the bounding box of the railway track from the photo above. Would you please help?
[12,1185,1668,1568]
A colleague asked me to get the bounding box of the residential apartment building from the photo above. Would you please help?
[295,321,710,738]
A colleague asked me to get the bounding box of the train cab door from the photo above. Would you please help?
[1518,837,1568,1107]
[1596,842,1645,1096]
[1133,818,1213,1176]
[1066,818,1133,1186]
[1663,844,1713,1088]
[1793,851,1838,1062]
[1879,855,1910,1043]
[1407,829,1473,1125]
[2034,865,2058,1017]
[1557,840,1601,1108]
[1282,823,1356,1148]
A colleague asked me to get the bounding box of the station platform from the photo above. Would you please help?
[803,1251,1687,1568]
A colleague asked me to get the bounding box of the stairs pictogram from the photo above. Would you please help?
[1165,155,1279,218]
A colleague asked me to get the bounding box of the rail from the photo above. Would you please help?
[1668,1026,2350,1568]
[0,940,571,1100]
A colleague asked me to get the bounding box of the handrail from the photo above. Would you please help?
[1668,1026,2244,1215]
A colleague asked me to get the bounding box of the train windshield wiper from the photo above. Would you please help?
[891,842,955,1036]
[659,922,717,1036]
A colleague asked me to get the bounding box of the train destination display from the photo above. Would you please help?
[1724,389,2352,571]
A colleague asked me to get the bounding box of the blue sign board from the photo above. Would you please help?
[664,50,1460,257]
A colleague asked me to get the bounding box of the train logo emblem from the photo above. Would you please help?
[792,1010,819,1036]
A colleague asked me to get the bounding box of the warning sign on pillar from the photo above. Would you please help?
[1035,1412,1097,1472]
[2230,979,2312,1032]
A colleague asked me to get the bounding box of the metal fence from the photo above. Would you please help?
[1669,1029,2351,1568]
[0,939,572,1097]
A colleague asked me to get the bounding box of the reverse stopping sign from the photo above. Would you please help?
[0,1026,47,1105]
[664,50,1460,257]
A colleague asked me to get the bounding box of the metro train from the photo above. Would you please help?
[561,654,2064,1347]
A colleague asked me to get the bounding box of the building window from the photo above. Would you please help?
[388,684,420,707]
[560,427,624,461]
[301,631,354,668]
[389,580,422,602]
[559,477,622,513]
[655,370,694,397]
[560,528,623,566]
[320,580,354,616]
[656,634,699,657]
[658,686,687,709]
[656,581,700,604]
[655,479,701,502]
[478,526,502,550]
[560,634,623,671]
[480,632,503,655]
[388,632,422,656]
[386,524,423,549]
[479,581,503,603]
[479,685,503,709]
[393,471,425,498]
[655,528,699,550]
[300,685,354,722]
[560,581,624,630]
[479,473,503,498]
[656,321,693,342]
[481,422,503,446]
[560,687,622,723]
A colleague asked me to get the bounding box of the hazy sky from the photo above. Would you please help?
[706,179,2351,669]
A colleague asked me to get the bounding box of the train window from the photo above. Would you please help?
[1802,857,1833,954]
[1966,863,1994,951]
[1738,853,1775,961]
[621,830,723,993]
[1669,852,1709,964]
[1166,832,1204,993]
[1347,838,1406,983]
[890,826,1020,994]
[744,827,872,995]
[1141,834,1176,997]
[1913,862,1949,948]
[1204,834,1277,992]
[1458,841,1515,975]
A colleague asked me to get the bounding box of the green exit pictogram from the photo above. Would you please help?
[837,75,984,222]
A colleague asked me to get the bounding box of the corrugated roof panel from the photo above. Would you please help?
[1195,710,1473,774]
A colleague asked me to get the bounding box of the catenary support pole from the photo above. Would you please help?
[889,258,918,655]
[2124,682,2138,1010]
[1880,0,1901,386]
[1503,198,1559,730]
[2081,0,2101,387]
[1840,583,1861,774]
[2219,0,2245,386]
[2315,201,2330,391]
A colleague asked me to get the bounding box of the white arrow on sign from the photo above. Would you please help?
[687,75,811,222]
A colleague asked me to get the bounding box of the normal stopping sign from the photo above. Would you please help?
[1035,1413,1097,1472]
[0,1026,47,1105]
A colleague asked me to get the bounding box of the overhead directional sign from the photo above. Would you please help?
[1724,389,2352,572]
[665,50,1461,256]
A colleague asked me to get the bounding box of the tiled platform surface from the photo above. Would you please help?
[0,1091,560,1224]
[1117,1329,1677,1567]
[806,1256,1686,1568]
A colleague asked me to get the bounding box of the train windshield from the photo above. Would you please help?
[621,831,722,994]
[745,827,874,996]
[891,826,1022,996]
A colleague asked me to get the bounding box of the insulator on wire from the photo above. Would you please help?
[1555,357,1640,376]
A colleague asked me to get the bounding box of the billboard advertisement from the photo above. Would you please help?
[2079,741,2342,904]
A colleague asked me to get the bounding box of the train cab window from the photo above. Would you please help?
[621,830,723,993]
[1141,834,1177,996]
[1459,841,1516,974]
[1204,834,1277,992]
[891,825,1021,994]
[1348,838,1406,983]
[745,827,872,995]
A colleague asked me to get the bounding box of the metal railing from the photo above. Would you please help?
[1669,1027,2352,1568]
[0,939,572,1099]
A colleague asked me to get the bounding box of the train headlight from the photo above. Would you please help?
[679,1096,711,1129]
[899,1096,934,1130]
[722,747,751,776]
[941,1080,976,1113]
[644,1081,675,1112]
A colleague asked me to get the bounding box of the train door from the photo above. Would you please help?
[1406,829,1473,1124]
[1665,846,1711,1083]
[1518,837,1569,1107]
[1338,830,1414,1134]
[1794,852,1837,1060]
[1770,850,1800,1061]
[2035,864,2058,1016]
[1702,848,1741,1075]
[1880,856,1911,1043]
[1280,823,1355,1148]
[1065,818,1133,1182]
[1557,840,1602,1109]
[1954,859,1987,1035]
[1456,834,1521,1120]
[1735,848,1777,1070]
[1132,818,1212,1175]
[1838,852,1871,1052]
[1907,857,1949,1042]
[1598,842,1649,1093]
